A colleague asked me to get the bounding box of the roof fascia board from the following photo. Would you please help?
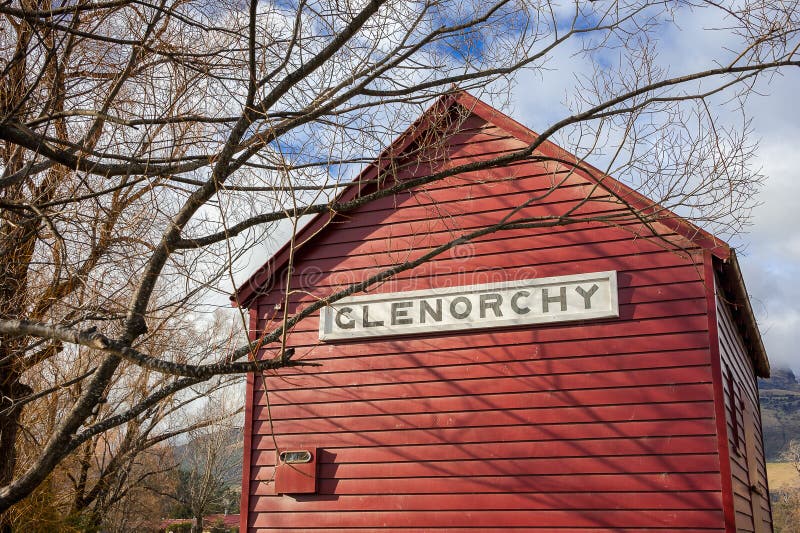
[453,92,731,261]
[234,90,732,307]
[714,251,770,377]
[232,93,460,307]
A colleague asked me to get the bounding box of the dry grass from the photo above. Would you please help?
[769,462,800,491]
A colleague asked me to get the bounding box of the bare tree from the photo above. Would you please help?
[0,0,797,523]
[772,440,800,532]
[170,396,243,533]
[5,310,242,530]
[96,443,178,533]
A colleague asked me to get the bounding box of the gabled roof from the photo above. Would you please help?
[231,91,768,376]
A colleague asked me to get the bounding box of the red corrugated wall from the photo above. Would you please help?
[715,274,772,531]
[241,111,729,532]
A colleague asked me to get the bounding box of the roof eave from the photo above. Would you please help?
[715,250,770,378]
[231,92,462,308]
[452,92,732,261]
[233,90,736,308]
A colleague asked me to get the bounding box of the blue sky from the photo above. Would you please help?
[506,4,800,372]
[226,2,799,373]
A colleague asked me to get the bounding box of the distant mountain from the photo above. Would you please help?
[759,367,800,461]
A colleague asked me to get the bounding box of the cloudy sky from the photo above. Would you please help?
[228,2,798,373]
[506,4,800,372]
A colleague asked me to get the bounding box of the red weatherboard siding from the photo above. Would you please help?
[242,106,730,531]
[715,273,772,532]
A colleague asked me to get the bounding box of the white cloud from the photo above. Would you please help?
[508,3,800,372]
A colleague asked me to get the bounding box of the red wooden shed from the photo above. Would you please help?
[233,92,772,532]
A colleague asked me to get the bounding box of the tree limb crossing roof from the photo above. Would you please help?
[232,91,769,377]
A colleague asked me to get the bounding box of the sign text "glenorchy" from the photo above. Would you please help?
[319,271,618,341]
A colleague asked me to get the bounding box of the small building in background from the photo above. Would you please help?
[233,92,772,532]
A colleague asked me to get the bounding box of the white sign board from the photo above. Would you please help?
[319,271,618,341]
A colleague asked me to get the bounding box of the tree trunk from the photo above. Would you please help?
[0,235,34,531]
[0,372,31,533]
[192,514,204,533]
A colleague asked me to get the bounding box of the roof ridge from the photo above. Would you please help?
[233,91,730,307]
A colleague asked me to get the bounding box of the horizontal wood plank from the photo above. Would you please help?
[251,435,721,465]
[255,366,713,407]
[251,491,724,513]
[251,419,718,449]
[251,509,725,529]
